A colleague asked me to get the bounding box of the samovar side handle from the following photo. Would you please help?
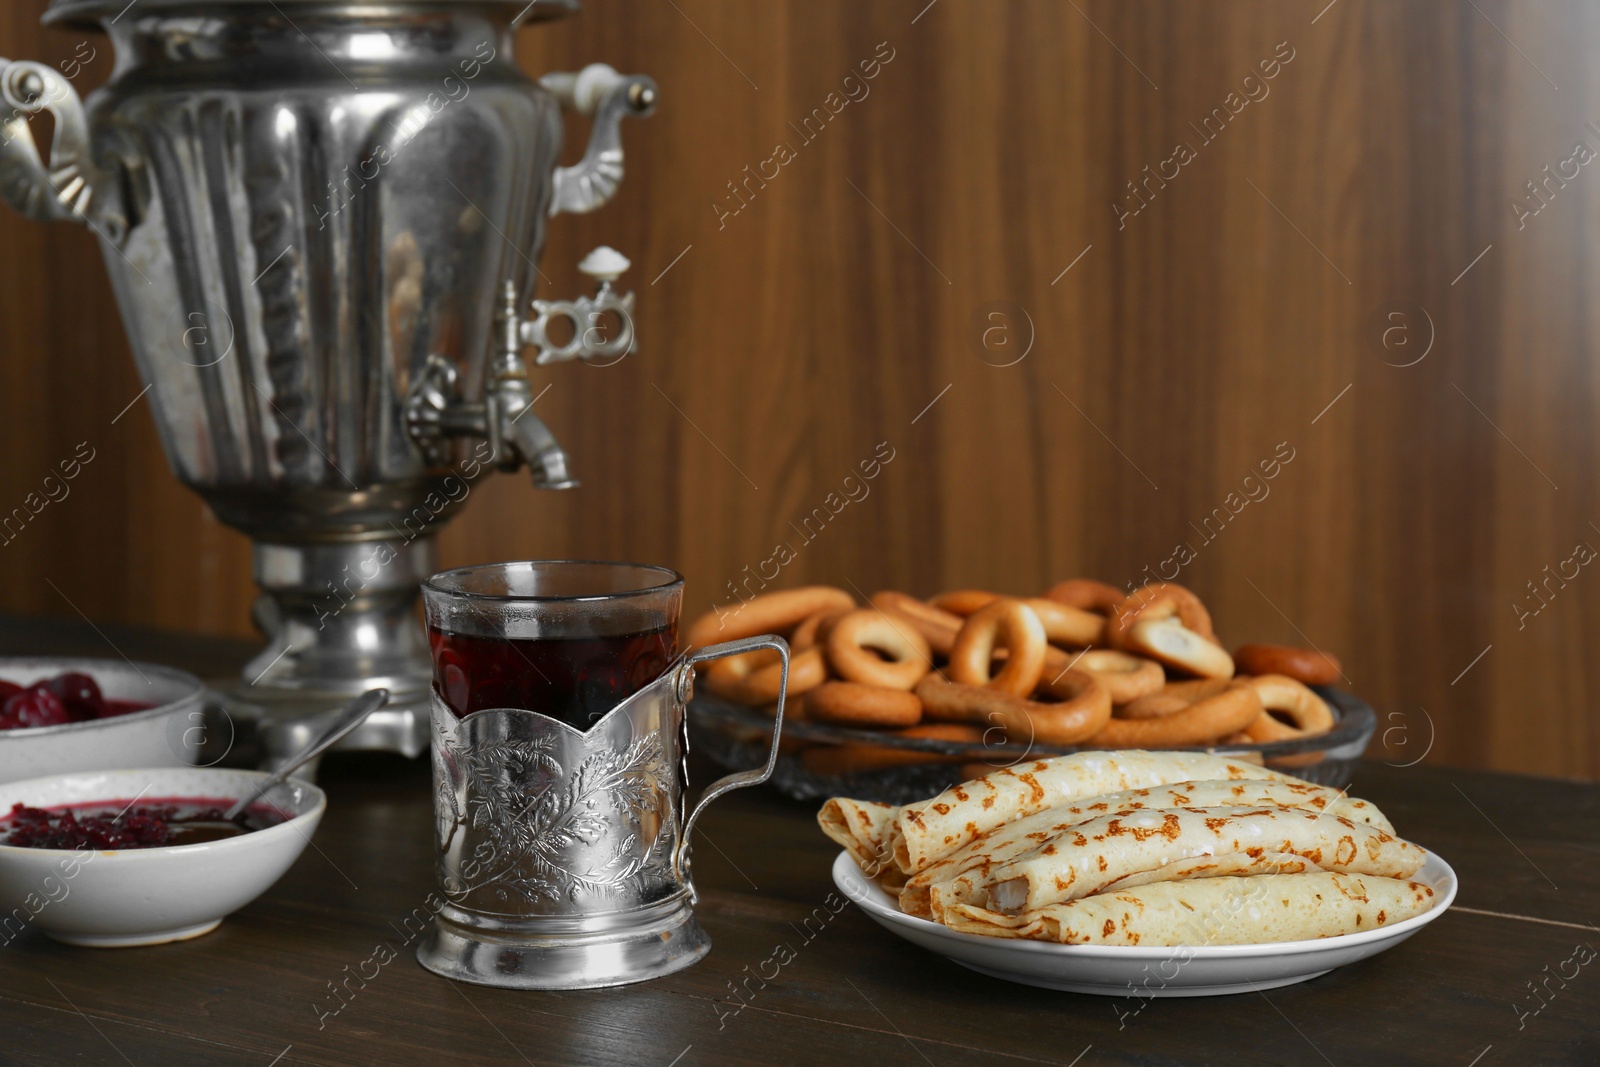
[673,635,790,895]
[540,63,657,216]
[0,58,127,243]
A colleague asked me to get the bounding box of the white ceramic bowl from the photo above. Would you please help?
[833,850,1458,996]
[0,766,325,947]
[0,658,205,784]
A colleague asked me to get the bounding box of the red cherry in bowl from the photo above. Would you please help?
[0,686,72,729]
[44,672,105,721]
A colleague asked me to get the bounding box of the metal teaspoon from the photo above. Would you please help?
[225,688,390,821]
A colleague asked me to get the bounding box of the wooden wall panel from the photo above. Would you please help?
[2,0,1598,778]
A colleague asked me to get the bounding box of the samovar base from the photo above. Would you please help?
[416,897,712,990]
[207,538,441,766]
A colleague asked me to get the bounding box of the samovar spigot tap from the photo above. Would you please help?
[489,280,579,489]
[406,300,579,491]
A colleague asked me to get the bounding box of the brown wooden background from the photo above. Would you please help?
[2,0,1597,779]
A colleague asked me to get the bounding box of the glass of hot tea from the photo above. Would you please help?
[424,560,681,727]
[416,560,790,990]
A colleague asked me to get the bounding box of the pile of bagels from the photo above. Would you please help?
[686,580,1343,776]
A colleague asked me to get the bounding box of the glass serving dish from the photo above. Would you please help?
[689,688,1377,804]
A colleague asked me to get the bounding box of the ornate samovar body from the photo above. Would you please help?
[0,0,653,755]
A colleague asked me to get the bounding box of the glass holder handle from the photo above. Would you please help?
[673,634,789,897]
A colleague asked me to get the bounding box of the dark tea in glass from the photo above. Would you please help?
[422,561,681,730]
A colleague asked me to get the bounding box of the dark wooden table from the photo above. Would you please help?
[1,619,1597,1066]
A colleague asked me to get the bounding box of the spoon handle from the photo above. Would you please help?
[278,688,391,775]
[226,688,389,820]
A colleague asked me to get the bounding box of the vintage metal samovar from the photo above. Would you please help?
[0,0,654,757]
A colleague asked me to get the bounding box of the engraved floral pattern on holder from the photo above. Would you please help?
[432,692,680,916]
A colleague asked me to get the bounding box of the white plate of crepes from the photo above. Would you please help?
[821,750,1456,996]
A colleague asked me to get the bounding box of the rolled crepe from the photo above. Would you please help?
[897,778,1384,918]
[968,806,1426,915]
[1094,850,1319,892]
[1323,796,1391,834]
[892,751,1302,874]
[817,798,898,877]
[921,848,1322,920]
[943,872,1438,946]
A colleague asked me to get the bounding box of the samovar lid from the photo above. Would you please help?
[44,0,578,29]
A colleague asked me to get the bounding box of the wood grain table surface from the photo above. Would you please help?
[0,618,1596,1067]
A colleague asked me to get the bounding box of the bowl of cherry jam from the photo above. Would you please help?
[0,658,205,784]
[0,766,325,947]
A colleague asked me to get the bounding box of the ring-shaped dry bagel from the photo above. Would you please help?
[1025,598,1105,648]
[703,646,826,705]
[1085,682,1263,748]
[791,607,850,653]
[914,671,1111,746]
[1122,617,1235,679]
[1072,649,1166,704]
[1105,582,1218,646]
[915,673,990,723]
[686,586,855,650]
[805,681,923,727]
[1025,669,1116,744]
[930,589,1001,616]
[1043,578,1126,616]
[869,591,963,656]
[1234,643,1343,687]
[946,599,1048,697]
[1239,674,1336,742]
[826,609,932,691]
[1116,677,1232,719]
[934,591,1103,649]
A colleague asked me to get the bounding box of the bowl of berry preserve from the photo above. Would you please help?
[0,766,325,947]
[0,658,205,784]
